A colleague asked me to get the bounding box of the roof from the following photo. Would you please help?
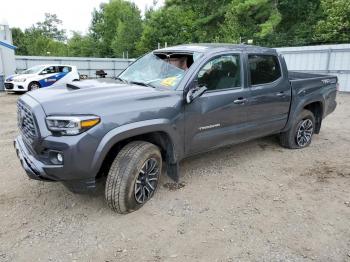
[0,40,16,50]
[155,43,276,54]
[28,64,76,67]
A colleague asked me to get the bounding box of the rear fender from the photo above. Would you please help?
[282,91,325,133]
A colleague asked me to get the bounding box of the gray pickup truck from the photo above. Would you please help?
[14,44,337,213]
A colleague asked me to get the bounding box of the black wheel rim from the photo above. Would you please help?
[296,119,313,147]
[134,157,159,204]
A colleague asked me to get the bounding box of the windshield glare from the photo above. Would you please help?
[119,52,201,89]
[22,65,45,74]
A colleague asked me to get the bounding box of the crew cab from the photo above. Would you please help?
[5,64,79,92]
[14,44,337,214]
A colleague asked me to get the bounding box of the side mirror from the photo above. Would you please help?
[40,70,47,75]
[186,86,207,103]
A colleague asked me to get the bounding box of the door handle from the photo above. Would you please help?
[233,98,247,104]
[276,92,286,97]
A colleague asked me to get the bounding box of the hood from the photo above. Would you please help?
[6,74,18,81]
[7,73,37,81]
[27,79,175,115]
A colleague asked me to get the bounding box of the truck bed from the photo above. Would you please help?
[288,71,335,81]
[288,71,337,119]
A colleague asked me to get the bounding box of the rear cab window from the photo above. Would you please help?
[248,55,281,85]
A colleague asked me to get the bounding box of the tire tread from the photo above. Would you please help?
[279,109,315,149]
[105,141,160,214]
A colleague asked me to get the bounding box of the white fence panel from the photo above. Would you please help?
[276,44,350,92]
[15,56,134,78]
[14,45,350,92]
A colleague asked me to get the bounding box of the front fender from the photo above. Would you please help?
[90,119,182,175]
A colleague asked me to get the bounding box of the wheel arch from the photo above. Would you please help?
[283,97,325,134]
[28,81,41,90]
[303,101,323,134]
[93,120,181,182]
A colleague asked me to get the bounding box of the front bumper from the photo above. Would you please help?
[14,136,53,181]
[4,81,27,91]
[14,135,97,193]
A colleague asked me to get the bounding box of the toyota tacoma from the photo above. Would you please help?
[14,44,337,214]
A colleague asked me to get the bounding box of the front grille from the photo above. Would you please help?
[5,83,14,89]
[17,100,37,144]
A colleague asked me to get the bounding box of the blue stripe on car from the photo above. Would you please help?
[38,72,68,88]
[6,75,15,81]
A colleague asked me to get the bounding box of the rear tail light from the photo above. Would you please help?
[336,82,340,91]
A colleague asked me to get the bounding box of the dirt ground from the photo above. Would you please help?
[0,92,349,262]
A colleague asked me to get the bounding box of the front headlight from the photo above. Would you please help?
[46,115,100,135]
[13,78,26,82]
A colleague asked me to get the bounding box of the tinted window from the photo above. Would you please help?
[59,66,72,73]
[197,55,241,91]
[248,55,281,85]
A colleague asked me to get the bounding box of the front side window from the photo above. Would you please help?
[197,55,241,91]
[248,55,281,85]
[42,66,57,74]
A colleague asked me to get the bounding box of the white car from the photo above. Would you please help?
[4,64,79,92]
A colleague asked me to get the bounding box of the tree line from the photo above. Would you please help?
[12,0,350,58]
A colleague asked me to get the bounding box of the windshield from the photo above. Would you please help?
[119,52,202,89]
[22,65,45,74]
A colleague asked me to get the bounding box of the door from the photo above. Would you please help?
[245,54,291,137]
[185,53,250,155]
[55,66,73,84]
[38,66,59,87]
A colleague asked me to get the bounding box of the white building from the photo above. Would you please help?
[0,23,16,91]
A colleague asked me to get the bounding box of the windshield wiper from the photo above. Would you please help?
[129,81,156,88]
[114,77,127,83]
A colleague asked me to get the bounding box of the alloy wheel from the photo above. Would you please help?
[30,83,40,90]
[296,119,313,147]
[134,157,160,204]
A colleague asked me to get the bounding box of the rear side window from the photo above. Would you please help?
[248,55,281,85]
[58,66,72,73]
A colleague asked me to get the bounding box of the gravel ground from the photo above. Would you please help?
[0,92,349,262]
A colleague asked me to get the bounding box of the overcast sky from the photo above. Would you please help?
[0,0,164,35]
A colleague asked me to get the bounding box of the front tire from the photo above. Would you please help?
[28,82,40,91]
[105,141,162,214]
[280,109,315,149]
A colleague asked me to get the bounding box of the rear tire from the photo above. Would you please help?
[280,109,315,149]
[105,141,162,214]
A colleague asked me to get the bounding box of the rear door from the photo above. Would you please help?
[184,53,251,155]
[245,54,291,137]
[38,66,59,87]
[55,66,73,85]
